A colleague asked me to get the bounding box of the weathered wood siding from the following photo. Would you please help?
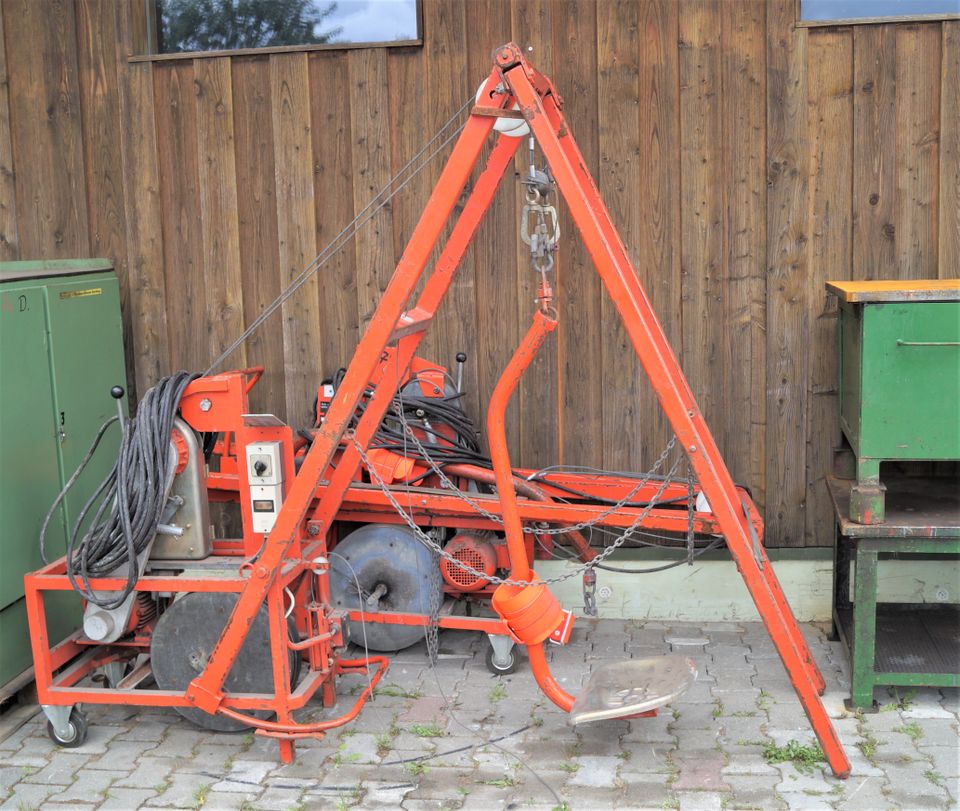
[1,0,957,546]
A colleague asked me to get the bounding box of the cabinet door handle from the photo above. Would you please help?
[896,340,960,347]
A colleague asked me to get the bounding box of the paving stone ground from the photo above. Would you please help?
[1,620,956,810]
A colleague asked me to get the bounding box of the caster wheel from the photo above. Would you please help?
[485,646,517,675]
[46,708,88,748]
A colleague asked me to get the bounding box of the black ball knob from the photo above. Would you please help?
[455,352,467,364]
[253,460,267,476]
[110,386,125,400]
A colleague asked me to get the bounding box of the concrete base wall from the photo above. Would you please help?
[538,551,959,622]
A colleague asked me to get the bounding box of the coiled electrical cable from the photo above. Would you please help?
[39,372,197,609]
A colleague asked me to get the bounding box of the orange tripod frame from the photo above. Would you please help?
[26,43,849,776]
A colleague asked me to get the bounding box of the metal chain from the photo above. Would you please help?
[350,432,683,588]
[424,528,442,663]
[393,401,677,535]
[686,462,696,566]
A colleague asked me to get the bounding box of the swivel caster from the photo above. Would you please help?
[485,634,518,675]
[43,706,88,748]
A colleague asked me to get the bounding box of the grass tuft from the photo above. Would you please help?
[408,723,444,738]
[761,740,826,775]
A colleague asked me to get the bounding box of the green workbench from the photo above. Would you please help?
[826,279,960,524]
[829,474,960,710]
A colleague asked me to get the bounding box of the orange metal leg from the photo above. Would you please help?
[495,45,848,777]
[186,93,505,712]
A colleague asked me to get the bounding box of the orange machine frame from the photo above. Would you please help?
[25,44,849,776]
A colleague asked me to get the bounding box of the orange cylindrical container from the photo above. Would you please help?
[491,572,566,645]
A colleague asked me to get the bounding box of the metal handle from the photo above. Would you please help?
[896,340,960,347]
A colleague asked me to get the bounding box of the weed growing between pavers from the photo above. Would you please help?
[375,683,423,699]
[408,723,444,738]
[893,721,923,741]
[924,769,945,787]
[761,740,826,774]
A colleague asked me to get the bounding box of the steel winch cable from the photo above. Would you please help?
[42,97,474,602]
[205,97,474,376]
[39,372,197,609]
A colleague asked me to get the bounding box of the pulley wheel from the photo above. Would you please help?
[150,592,301,733]
[329,524,442,651]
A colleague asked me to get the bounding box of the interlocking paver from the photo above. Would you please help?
[48,768,128,804]
[0,621,955,810]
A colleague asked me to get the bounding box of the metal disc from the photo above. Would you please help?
[329,524,442,651]
[150,592,300,733]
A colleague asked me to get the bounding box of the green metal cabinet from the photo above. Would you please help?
[827,281,960,523]
[0,259,128,691]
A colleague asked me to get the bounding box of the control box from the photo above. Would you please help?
[245,442,284,533]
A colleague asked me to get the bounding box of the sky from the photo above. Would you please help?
[319,0,419,43]
[801,0,959,21]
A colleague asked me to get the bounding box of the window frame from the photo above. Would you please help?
[795,0,959,27]
[132,0,423,62]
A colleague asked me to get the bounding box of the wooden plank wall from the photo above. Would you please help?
[1,0,957,546]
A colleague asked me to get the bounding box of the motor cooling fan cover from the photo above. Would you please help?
[440,532,497,592]
[329,524,442,651]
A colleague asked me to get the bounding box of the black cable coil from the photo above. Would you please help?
[40,372,197,609]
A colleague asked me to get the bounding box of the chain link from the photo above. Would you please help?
[350,433,683,588]
[392,401,678,536]
[686,462,696,566]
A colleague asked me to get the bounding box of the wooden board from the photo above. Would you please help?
[637,0,682,473]
[765,0,809,547]
[4,0,89,258]
[721,0,766,506]
[0,8,18,260]
[826,279,960,302]
[114,0,170,392]
[195,57,245,370]
[512,0,558,469]
[310,51,358,380]
[76,0,135,396]
[553,0,602,469]
[679,0,724,474]
[424,0,477,414]
[270,52,321,425]
[464,0,519,460]
[233,56,284,416]
[805,28,853,547]
[597,0,642,472]
[852,24,897,280]
[895,25,941,280]
[154,61,206,373]
[940,22,960,280]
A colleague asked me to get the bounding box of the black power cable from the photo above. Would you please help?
[39,372,197,609]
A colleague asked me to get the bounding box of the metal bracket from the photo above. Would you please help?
[487,633,515,668]
[743,499,763,570]
[101,661,126,689]
[582,568,598,617]
[41,705,75,741]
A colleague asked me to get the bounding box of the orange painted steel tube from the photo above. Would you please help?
[485,309,575,712]
[215,656,388,734]
[486,310,558,581]
[527,642,574,712]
